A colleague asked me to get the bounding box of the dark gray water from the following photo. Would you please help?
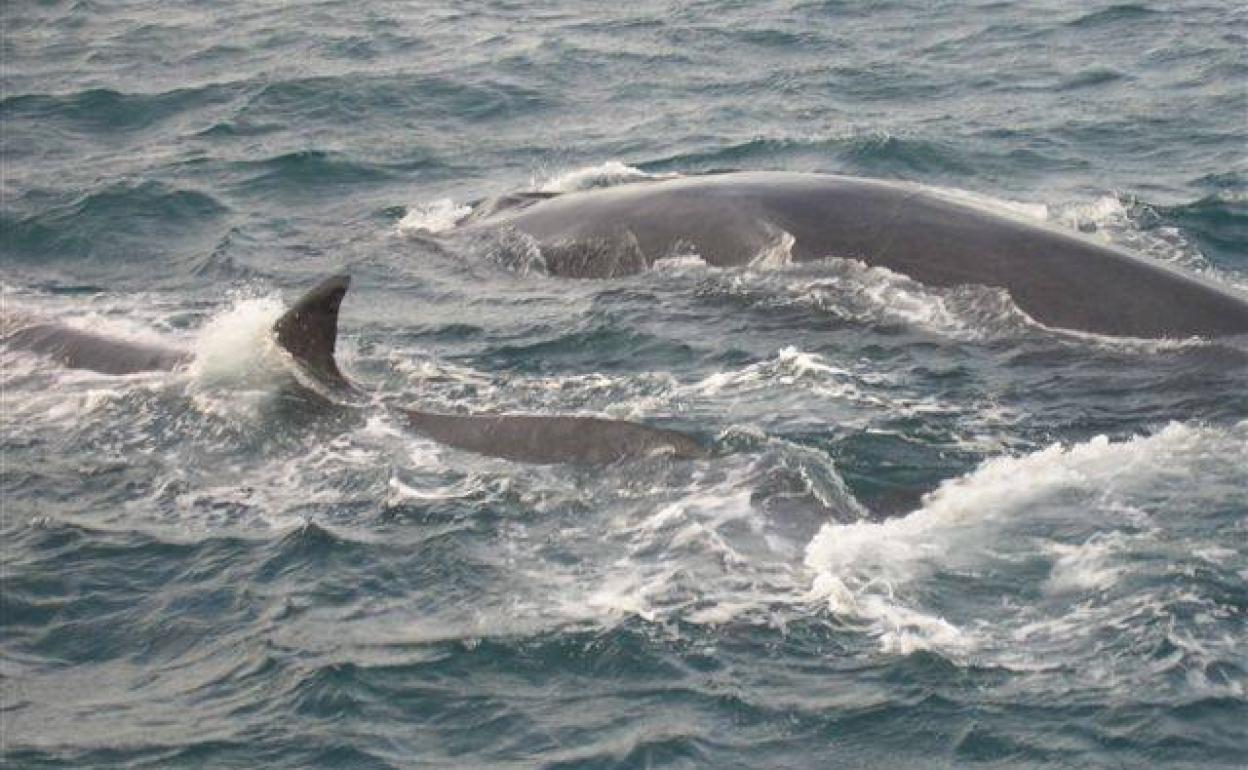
[3,1,1247,768]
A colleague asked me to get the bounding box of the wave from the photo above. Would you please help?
[1056,66,1126,91]
[235,72,549,126]
[638,133,979,179]
[1066,4,1159,28]
[1151,192,1248,279]
[0,83,242,135]
[231,149,395,189]
[804,421,1248,661]
[2,181,228,267]
[395,199,473,235]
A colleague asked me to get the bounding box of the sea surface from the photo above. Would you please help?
[3,1,1247,768]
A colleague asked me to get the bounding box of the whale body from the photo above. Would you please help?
[455,172,1248,339]
[0,318,191,374]
[3,276,703,465]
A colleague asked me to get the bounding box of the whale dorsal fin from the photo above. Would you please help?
[272,274,354,393]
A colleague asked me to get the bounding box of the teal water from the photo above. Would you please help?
[3,1,1247,768]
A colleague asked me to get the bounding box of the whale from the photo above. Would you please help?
[451,172,1248,339]
[3,277,704,464]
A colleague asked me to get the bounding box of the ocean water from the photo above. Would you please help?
[3,1,1247,767]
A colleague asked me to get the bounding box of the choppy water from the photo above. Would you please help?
[3,1,1247,768]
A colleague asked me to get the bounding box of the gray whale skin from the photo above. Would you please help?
[2,276,702,465]
[456,172,1248,339]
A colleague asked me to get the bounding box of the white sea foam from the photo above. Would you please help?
[535,160,676,193]
[1049,194,1131,239]
[922,183,1051,223]
[1047,193,1203,268]
[166,442,372,533]
[748,225,796,269]
[188,295,288,387]
[1043,193,1248,296]
[388,447,837,635]
[706,259,1039,341]
[651,254,708,272]
[803,422,1247,655]
[395,198,473,235]
[678,345,979,435]
[686,345,857,398]
[1042,533,1134,594]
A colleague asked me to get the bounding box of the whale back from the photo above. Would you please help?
[461,172,1248,339]
[1,313,191,374]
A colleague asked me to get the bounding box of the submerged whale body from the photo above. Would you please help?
[455,172,1248,339]
[1,316,191,374]
[2,277,703,465]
